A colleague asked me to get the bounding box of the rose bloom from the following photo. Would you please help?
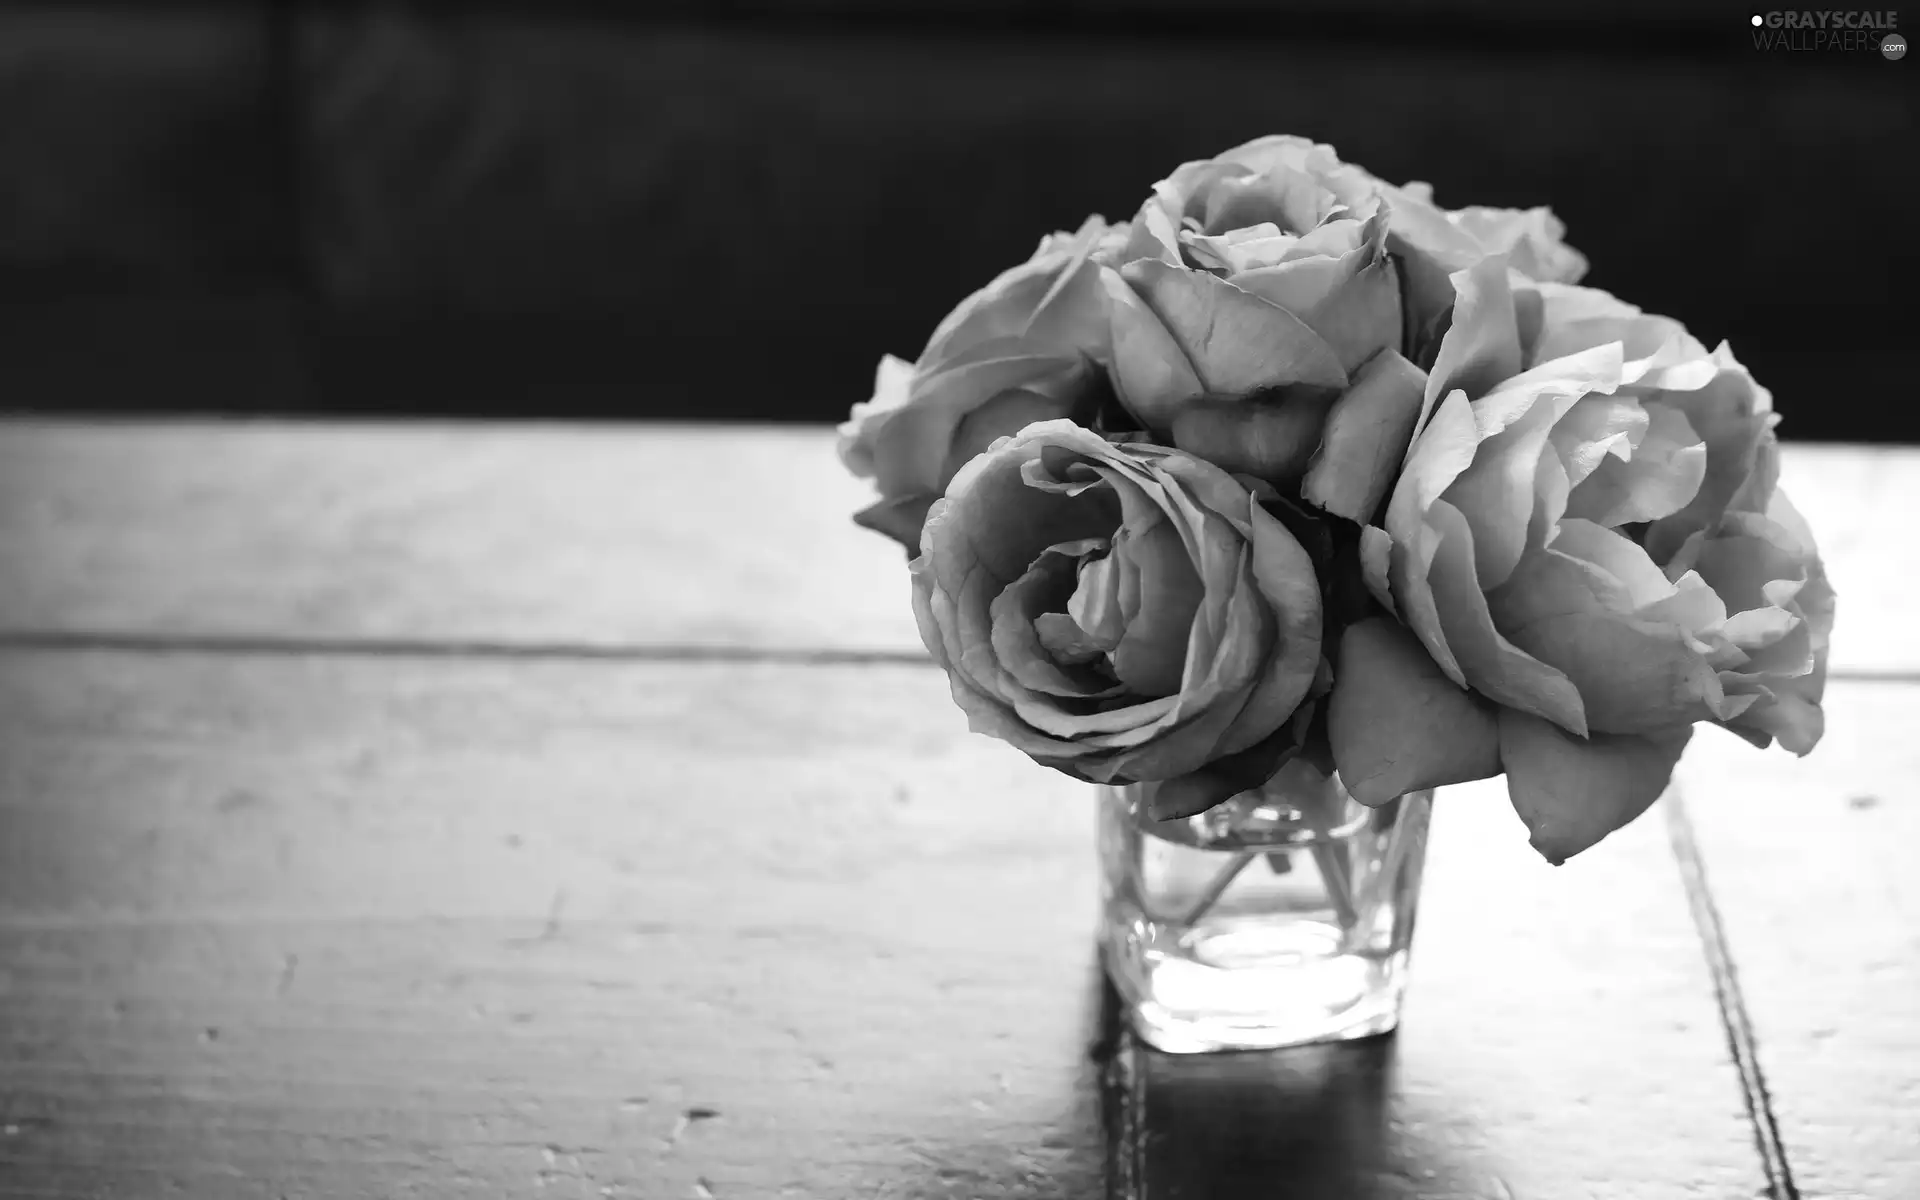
[838,216,1125,550]
[910,420,1325,818]
[1097,135,1589,489]
[1328,256,1834,862]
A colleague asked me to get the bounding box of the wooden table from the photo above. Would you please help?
[0,419,1913,1200]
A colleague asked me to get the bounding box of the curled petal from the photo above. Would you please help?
[1440,379,1584,590]
[991,545,1125,699]
[1562,403,1707,528]
[1184,222,1303,274]
[1371,183,1487,338]
[1644,353,1778,562]
[1416,255,1523,444]
[1423,498,1588,735]
[1548,394,1647,489]
[1108,519,1206,697]
[1499,710,1691,865]
[1360,524,1397,617]
[836,354,916,479]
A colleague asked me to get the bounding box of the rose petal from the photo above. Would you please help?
[1423,498,1589,735]
[1209,499,1326,755]
[1302,348,1428,523]
[991,546,1126,699]
[1547,394,1648,488]
[911,560,1080,760]
[1328,617,1502,805]
[1230,254,1349,315]
[1108,518,1205,697]
[1360,524,1397,617]
[1282,209,1402,373]
[1169,393,1335,486]
[1372,183,1487,338]
[1032,612,1112,664]
[1448,205,1588,284]
[1098,481,1321,779]
[1643,353,1777,562]
[1102,266,1206,437]
[1439,381,1586,589]
[1487,538,1724,736]
[1201,162,1332,235]
[1019,214,1112,350]
[925,423,1124,594]
[1415,255,1522,445]
[836,354,917,479]
[1499,710,1691,864]
[869,347,1084,497]
[1067,549,1128,649]
[1122,258,1349,396]
[1386,388,1482,543]
[1097,548,1276,771]
[1183,222,1301,273]
[1143,727,1303,822]
[1526,283,1710,380]
[852,492,938,555]
[1562,403,1708,528]
[941,386,1082,482]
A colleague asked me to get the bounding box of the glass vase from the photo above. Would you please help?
[1097,761,1433,1054]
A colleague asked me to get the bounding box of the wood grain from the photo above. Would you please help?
[1674,681,1920,1200]
[0,419,922,655]
[0,421,1907,672]
[0,653,1103,1198]
[0,651,1766,1197]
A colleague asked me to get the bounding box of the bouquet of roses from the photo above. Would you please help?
[837,135,1833,865]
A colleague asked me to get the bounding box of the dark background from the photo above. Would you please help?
[0,1,1912,440]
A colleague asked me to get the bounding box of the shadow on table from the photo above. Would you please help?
[1093,977,1484,1199]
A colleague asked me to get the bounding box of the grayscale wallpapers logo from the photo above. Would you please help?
[1749,9,1905,55]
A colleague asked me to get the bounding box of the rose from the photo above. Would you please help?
[838,216,1127,550]
[1097,135,1588,494]
[910,419,1326,818]
[1327,257,1833,862]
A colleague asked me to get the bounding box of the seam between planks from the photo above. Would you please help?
[1102,1029,1146,1200]
[1,630,1916,685]
[1665,792,1800,1200]
[0,630,933,667]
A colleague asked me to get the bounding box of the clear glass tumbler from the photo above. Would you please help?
[1097,762,1432,1053]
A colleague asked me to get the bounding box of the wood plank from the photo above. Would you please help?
[0,653,1103,1199]
[0,419,924,655]
[1775,444,1917,676]
[0,421,1908,672]
[1674,680,1920,1200]
[0,651,1764,1196]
